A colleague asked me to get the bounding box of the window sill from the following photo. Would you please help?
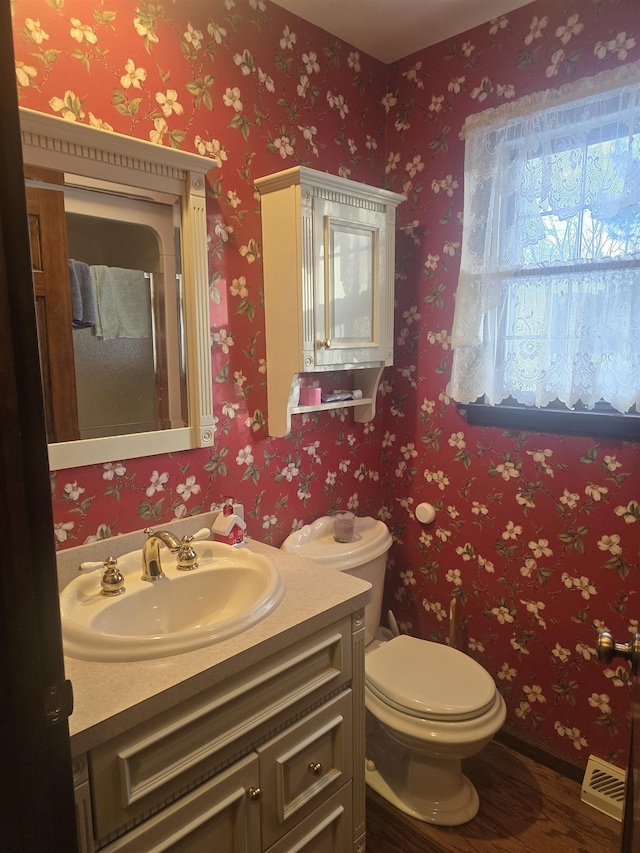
[460,402,639,442]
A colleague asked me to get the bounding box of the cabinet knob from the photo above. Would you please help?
[322,338,332,349]
[309,762,323,777]
[247,787,262,801]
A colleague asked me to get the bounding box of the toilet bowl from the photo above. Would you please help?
[282,516,506,826]
[364,633,506,824]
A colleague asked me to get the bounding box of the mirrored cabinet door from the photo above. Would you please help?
[314,200,381,368]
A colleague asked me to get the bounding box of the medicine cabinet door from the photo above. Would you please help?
[312,197,386,368]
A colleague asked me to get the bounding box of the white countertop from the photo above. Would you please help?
[59,529,371,756]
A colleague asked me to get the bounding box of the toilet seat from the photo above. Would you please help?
[365,635,497,722]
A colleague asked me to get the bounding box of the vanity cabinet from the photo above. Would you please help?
[255,167,404,437]
[76,612,366,852]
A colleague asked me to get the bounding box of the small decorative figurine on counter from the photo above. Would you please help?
[211,498,247,547]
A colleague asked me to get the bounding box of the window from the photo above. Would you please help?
[449,64,640,438]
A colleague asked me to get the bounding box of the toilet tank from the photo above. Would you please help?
[282,516,392,645]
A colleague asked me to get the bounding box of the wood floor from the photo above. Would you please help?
[365,740,621,853]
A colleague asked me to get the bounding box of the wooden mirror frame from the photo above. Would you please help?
[19,108,214,470]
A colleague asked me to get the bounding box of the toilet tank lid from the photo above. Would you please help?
[281,516,392,571]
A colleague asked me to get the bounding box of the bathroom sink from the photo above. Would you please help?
[60,541,286,662]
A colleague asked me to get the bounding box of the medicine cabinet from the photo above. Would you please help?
[20,108,214,470]
[255,166,404,437]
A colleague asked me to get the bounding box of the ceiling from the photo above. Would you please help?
[270,0,534,64]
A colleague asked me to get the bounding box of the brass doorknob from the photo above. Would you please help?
[597,631,635,664]
[322,339,332,349]
[247,787,262,801]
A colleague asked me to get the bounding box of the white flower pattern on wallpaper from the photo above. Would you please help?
[12,0,640,769]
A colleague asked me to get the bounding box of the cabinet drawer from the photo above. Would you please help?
[90,618,352,842]
[100,754,260,853]
[258,691,353,849]
[266,782,353,853]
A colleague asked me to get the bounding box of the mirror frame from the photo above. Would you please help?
[19,108,214,470]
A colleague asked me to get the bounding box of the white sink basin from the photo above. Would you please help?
[60,541,286,662]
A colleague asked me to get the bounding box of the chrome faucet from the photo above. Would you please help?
[142,528,184,581]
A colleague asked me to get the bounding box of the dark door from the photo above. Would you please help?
[25,176,80,443]
[0,3,77,851]
[597,632,640,852]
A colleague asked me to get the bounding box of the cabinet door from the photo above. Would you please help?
[312,197,386,368]
[100,754,260,853]
[258,691,353,849]
[73,756,95,853]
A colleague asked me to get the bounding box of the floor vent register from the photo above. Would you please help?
[581,755,626,822]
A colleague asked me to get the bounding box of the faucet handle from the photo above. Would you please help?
[100,557,126,596]
[176,535,199,572]
[79,559,106,573]
[79,556,125,596]
[192,528,210,541]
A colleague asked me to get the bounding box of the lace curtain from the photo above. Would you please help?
[449,62,640,414]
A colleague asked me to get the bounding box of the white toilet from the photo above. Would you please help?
[282,515,506,826]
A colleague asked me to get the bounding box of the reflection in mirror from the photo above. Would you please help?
[329,224,376,344]
[19,107,214,470]
[63,186,186,441]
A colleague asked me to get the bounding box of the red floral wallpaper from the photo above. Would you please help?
[12,0,640,767]
[383,0,640,768]
[13,0,388,545]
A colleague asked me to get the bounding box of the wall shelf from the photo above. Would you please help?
[290,397,375,416]
[272,365,384,437]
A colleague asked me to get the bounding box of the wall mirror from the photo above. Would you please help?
[19,108,214,470]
